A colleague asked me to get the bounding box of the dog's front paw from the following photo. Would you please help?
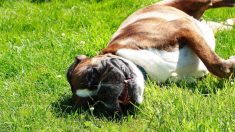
[222,56,235,77]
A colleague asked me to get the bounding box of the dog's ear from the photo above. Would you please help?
[67,55,87,89]
[75,55,87,63]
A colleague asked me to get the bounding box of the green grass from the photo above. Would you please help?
[0,0,235,131]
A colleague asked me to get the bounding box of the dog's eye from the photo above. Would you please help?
[91,67,99,75]
[88,67,99,78]
[85,67,100,89]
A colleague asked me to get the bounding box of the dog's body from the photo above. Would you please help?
[105,5,215,83]
[67,0,235,113]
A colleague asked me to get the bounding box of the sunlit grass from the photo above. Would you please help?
[0,0,235,131]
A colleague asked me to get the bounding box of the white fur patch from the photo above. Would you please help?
[117,47,207,82]
[194,19,215,50]
[76,89,97,97]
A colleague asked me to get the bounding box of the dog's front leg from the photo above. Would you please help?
[178,18,235,78]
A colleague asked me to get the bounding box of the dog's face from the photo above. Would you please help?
[67,54,141,113]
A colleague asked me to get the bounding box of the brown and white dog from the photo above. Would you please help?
[67,0,235,113]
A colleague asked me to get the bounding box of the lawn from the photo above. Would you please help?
[0,0,235,131]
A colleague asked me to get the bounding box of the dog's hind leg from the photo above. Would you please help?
[157,0,235,19]
[211,0,235,8]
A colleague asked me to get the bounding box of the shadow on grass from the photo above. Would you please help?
[51,95,81,118]
[31,0,50,3]
[51,94,138,120]
[51,77,233,119]
[158,77,233,95]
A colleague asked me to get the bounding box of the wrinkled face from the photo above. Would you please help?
[67,54,141,113]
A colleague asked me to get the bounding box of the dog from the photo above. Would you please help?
[67,0,235,114]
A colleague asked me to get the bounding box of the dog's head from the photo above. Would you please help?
[67,54,144,114]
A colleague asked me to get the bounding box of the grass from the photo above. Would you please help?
[0,0,235,131]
